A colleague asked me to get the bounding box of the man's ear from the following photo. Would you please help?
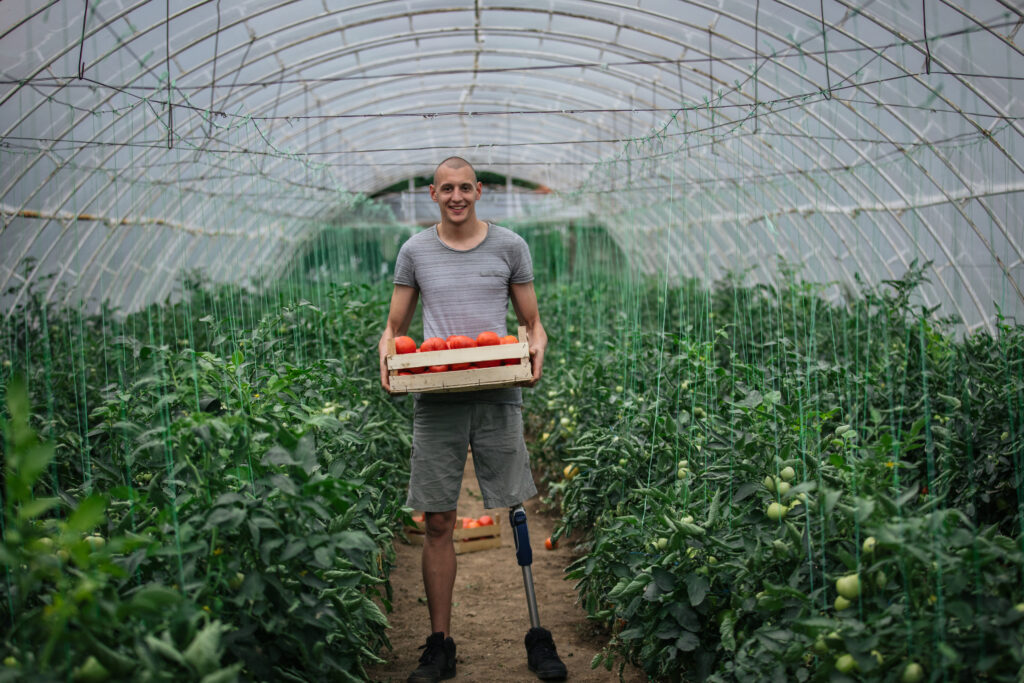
[429,184,438,201]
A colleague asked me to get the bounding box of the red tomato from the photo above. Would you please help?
[477,515,494,526]
[500,334,522,365]
[467,520,481,529]
[474,331,502,367]
[420,337,449,372]
[544,537,557,550]
[394,336,417,354]
[420,337,446,352]
[447,335,476,370]
[476,331,500,345]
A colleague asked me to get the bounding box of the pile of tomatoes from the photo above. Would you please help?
[410,513,496,529]
[394,331,521,374]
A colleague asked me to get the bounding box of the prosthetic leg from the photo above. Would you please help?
[509,504,541,628]
[509,504,567,679]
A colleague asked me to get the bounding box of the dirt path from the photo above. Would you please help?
[367,454,648,682]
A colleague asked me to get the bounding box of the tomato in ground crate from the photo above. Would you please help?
[477,515,494,526]
[475,331,502,367]
[420,337,449,372]
[447,335,476,370]
[500,334,521,365]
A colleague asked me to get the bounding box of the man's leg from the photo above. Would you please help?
[422,509,458,636]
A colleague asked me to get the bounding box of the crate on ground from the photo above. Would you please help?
[404,514,502,554]
[386,326,531,394]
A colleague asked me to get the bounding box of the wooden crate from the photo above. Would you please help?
[386,326,531,395]
[404,516,502,555]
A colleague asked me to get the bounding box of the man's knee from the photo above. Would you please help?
[424,510,457,540]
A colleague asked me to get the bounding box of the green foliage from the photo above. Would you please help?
[531,266,1024,682]
[0,280,412,681]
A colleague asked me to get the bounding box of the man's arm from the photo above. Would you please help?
[509,281,547,387]
[379,284,419,392]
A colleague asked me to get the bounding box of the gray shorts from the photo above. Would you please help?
[407,401,538,511]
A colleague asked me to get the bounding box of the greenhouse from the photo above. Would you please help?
[1,0,1022,681]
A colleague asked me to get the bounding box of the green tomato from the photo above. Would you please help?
[3,656,18,667]
[834,595,852,611]
[766,502,787,521]
[780,466,796,482]
[835,653,857,673]
[876,571,888,590]
[901,662,924,683]
[618,458,628,466]
[681,515,694,525]
[72,655,110,682]
[776,481,791,496]
[813,637,829,654]
[862,536,877,554]
[656,537,668,550]
[84,535,106,550]
[836,574,861,600]
[763,475,777,492]
[229,572,245,590]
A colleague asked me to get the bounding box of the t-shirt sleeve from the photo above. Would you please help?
[393,241,417,288]
[509,234,534,284]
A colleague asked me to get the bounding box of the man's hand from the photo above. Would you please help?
[509,281,546,388]
[380,285,419,394]
[379,334,394,393]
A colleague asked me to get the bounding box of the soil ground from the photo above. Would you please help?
[367,453,648,683]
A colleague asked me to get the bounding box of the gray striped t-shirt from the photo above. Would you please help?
[393,223,533,404]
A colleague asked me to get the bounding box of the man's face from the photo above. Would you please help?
[429,165,481,226]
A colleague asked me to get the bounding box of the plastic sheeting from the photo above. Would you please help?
[1,1,1021,331]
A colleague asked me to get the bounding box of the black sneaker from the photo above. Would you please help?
[408,632,456,683]
[525,627,568,680]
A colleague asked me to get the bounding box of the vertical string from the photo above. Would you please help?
[819,0,833,99]
[922,0,932,74]
[166,0,173,149]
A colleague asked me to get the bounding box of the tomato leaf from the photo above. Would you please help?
[685,573,709,606]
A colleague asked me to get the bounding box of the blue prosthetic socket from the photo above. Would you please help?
[509,504,541,628]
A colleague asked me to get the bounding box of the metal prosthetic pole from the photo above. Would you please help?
[509,504,541,629]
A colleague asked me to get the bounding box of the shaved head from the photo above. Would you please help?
[433,156,477,185]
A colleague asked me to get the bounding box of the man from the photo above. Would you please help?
[378,157,568,682]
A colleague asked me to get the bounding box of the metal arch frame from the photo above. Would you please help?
[774,0,1024,329]
[5,12,751,308]
[0,3,863,247]
[573,81,927,304]
[2,0,1015,325]
[592,2,1020,330]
